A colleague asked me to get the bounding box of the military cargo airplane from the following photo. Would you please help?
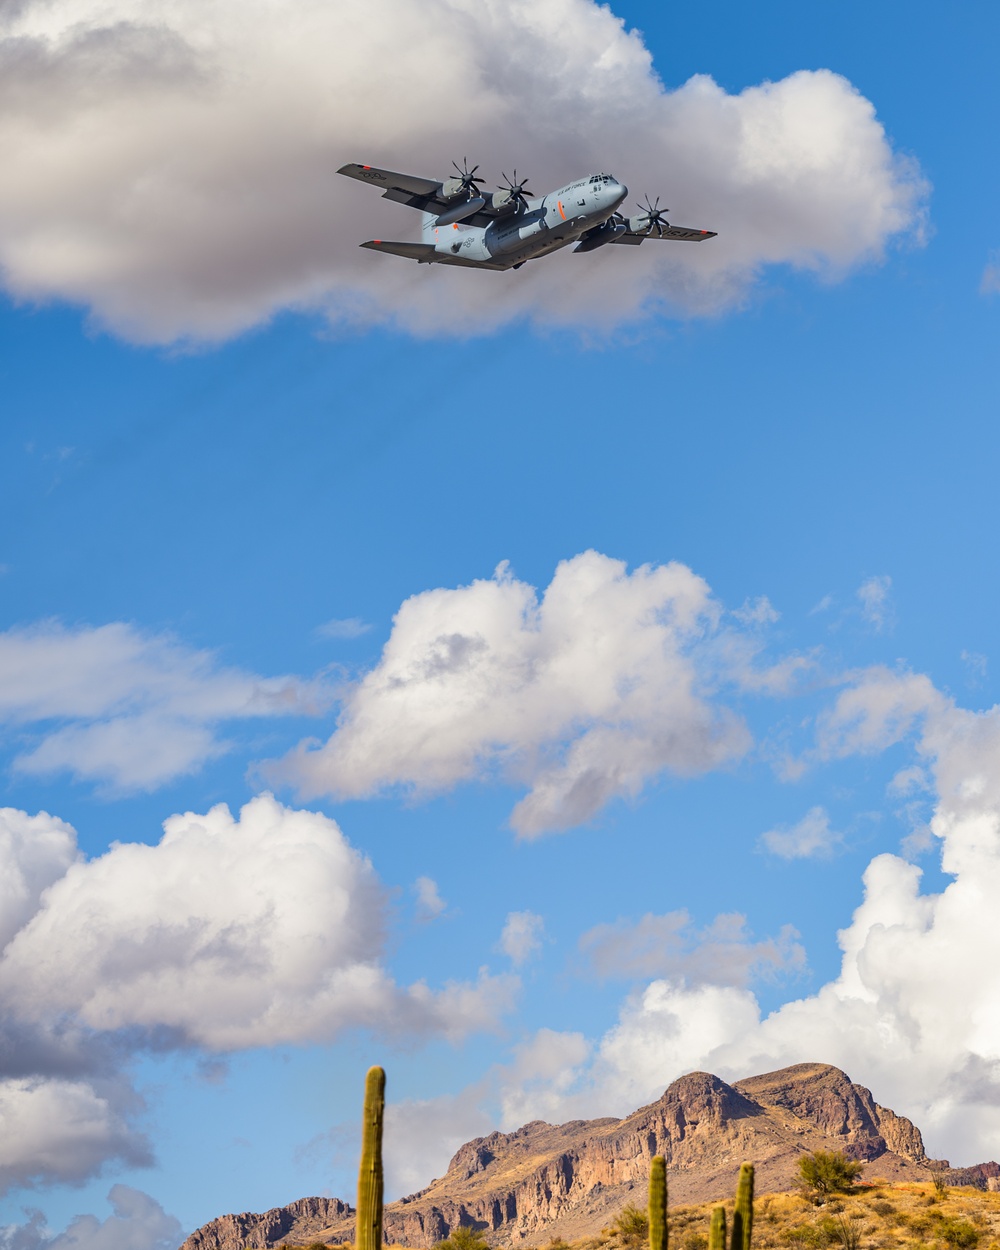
[338,159,716,271]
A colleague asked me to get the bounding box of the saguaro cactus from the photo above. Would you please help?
[648,1155,668,1250]
[709,1207,726,1250]
[357,1066,386,1250]
[730,1163,754,1250]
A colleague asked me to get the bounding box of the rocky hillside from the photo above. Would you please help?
[181,1063,993,1250]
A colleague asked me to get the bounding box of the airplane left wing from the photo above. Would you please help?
[611,224,717,244]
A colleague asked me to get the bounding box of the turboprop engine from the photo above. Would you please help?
[434,195,487,226]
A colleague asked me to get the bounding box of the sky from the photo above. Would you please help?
[1,0,1000,1248]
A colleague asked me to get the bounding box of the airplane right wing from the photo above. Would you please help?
[339,164,497,226]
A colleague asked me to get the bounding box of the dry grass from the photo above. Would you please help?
[583,1185,1000,1250]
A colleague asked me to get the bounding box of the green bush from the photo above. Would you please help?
[437,1227,491,1250]
[797,1152,864,1196]
[938,1219,980,1250]
[612,1205,650,1244]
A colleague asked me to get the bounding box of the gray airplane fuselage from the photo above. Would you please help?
[423,173,628,268]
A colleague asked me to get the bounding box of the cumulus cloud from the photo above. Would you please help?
[315,618,372,641]
[496,672,1000,1165]
[0,1080,149,1193]
[0,1186,182,1250]
[499,911,545,966]
[0,794,514,1050]
[579,910,805,984]
[269,552,753,836]
[758,806,844,859]
[0,621,327,791]
[0,0,926,344]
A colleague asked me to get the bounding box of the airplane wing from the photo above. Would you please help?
[611,224,717,244]
[360,240,506,270]
[339,163,496,226]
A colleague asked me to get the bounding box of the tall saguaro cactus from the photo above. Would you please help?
[730,1164,754,1250]
[708,1207,727,1250]
[648,1155,668,1250]
[357,1066,386,1250]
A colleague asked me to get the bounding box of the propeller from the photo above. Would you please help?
[498,170,533,212]
[451,158,485,195]
[634,195,669,237]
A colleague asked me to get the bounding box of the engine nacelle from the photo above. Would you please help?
[487,188,520,217]
[434,195,487,227]
[439,176,468,200]
[573,218,626,252]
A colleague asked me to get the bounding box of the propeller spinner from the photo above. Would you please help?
[497,170,533,212]
[634,195,670,237]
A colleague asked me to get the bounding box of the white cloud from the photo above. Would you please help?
[857,574,894,632]
[981,251,1000,296]
[0,0,926,344]
[269,552,752,837]
[413,876,447,921]
[0,1079,149,1193]
[0,1187,182,1250]
[499,911,545,966]
[732,596,780,627]
[497,674,1000,1166]
[758,805,843,859]
[315,618,372,641]
[0,621,327,791]
[0,794,516,1049]
[579,910,805,984]
[0,808,78,951]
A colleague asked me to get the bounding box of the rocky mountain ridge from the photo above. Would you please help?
[181,1063,989,1250]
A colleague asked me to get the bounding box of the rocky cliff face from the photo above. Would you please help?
[179,1063,961,1250]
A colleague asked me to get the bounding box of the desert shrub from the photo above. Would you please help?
[437,1227,490,1250]
[939,1220,981,1250]
[932,1175,950,1199]
[798,1152,865,1196]
[679,1232,707,1250]
[612,1206,649,1244]
[869,1201,896,1217]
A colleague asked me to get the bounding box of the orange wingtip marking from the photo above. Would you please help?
[363,165,371,169]
[373,239,381,244]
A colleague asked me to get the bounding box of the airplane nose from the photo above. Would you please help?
[614,183,628,205]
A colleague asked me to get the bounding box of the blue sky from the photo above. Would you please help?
[1,1,1000,1248]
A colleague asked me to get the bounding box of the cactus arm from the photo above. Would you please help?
[357,1066,386,1250]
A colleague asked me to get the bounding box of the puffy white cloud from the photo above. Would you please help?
[0,621,327,791]
[270,552,752,836]
[579,910,805,984]
[0,808,78,951]
[0,1187,182,1250]
[0,1079,149,1193]
[0,794,514,1049]
[758,805,843,859]
[0,0,926,344]
[501,673,1000,1165]
[499,911,545,966]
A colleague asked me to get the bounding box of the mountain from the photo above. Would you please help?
[181,1062,987,1250]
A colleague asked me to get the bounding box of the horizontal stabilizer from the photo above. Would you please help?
[361,239,437,261]
[611,225,717,244]
[360,240,507,270]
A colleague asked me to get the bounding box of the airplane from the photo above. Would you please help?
[337,159,716,271]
